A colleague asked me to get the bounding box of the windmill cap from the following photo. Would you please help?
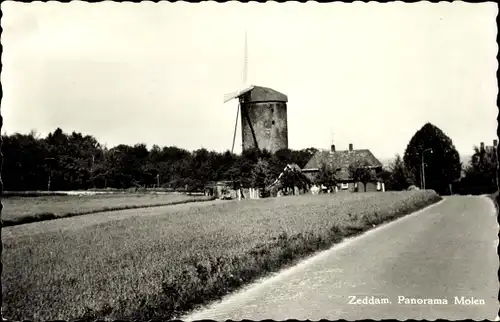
[241,85,288,103]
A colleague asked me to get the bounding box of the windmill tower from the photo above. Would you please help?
[224,32,289,154]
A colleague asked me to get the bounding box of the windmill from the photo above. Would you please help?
[224,31,254,154]
[224,32,289,155]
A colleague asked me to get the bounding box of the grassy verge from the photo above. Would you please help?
[2,194,215,227]
[2,191,441,321]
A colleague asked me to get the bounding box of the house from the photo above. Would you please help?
[302,143,385,192]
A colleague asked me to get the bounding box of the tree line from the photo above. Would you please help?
[1,128,317,192]
[2,123,496,195]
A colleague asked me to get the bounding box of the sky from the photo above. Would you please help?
[1,1,498,162]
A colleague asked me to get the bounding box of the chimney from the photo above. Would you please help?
[331,144,336,152]
[480,142,485,152]
[494,139,498,147]
[349,143,353,151]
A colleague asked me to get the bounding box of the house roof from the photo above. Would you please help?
[335,168,352,181]
[242,86,288,103]
[302,149,383,181]
[224,85,288,104]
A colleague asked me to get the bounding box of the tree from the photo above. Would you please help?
[348,160,376,192]
[461,145,497,194]
[314,162,338,192]
[2,132,49,190]
[279,165,311,194]
[250,158,274,192]
[403,123,461,194]
[213,150,236,182]
[155,146,191,188]
[2,126,332,193]
[188,148,218,191]
[238,148,262,188]
[292,147,318,169]
[385,154,410,191]
[274,147,318,170]
[274,149,294,166]
[67,132,102,189]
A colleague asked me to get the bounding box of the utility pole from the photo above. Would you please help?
[421,148,433,190]
[421,160,424,189]
[157,173,160,188]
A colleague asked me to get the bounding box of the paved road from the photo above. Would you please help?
[183,196,499,321]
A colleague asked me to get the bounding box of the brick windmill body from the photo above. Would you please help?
[224,32,289,154]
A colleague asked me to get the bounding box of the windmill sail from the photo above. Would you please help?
[225,30,251,154]
[242,30,248,86]
[224,91,239,103]
[224,31,250,102]
[224,86,255,103]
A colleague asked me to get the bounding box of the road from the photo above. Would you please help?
[183,196,499,321]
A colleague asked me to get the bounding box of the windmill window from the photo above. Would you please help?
[272,120,275,125]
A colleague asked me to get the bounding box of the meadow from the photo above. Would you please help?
[1,193,214,226]
[2,190,441,320]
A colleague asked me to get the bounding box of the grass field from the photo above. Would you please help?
[1,193,214,226]
[2,190,441,321]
